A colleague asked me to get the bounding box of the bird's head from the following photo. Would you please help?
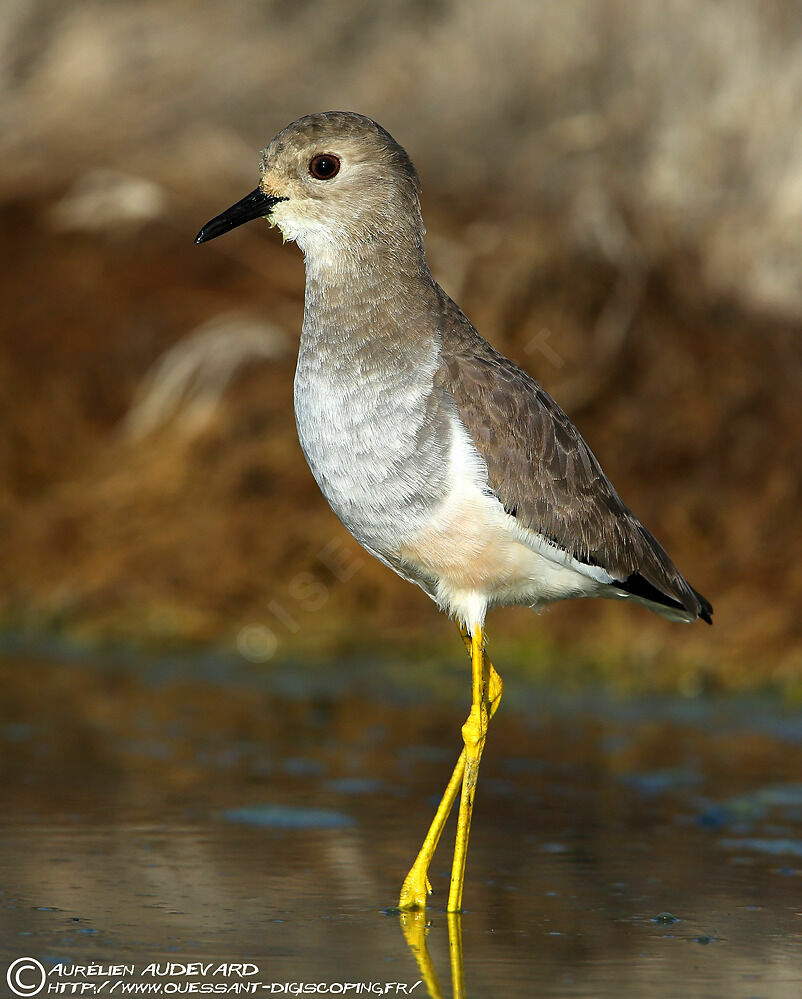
[195,112,423,257]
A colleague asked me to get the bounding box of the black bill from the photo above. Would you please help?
[195,188,286,244]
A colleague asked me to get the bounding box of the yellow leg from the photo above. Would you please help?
[398,623,502,911]
[447,624,490,912]
[398,744,466,909]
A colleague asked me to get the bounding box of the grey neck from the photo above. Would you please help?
[300,229,439,361]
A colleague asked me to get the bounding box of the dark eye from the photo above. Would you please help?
[309,154,340,180]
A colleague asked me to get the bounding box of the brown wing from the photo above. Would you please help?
[433,289,712,622]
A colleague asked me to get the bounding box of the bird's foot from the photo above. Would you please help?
[398,864,432,911]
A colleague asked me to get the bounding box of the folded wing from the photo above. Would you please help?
[434,291,712,623]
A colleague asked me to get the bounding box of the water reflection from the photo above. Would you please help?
[1,651,802,997]
[400,910,465,999]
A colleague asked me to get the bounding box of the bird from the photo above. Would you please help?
[195,111,712,914]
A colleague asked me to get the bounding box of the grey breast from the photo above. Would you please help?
[293,285,453,565]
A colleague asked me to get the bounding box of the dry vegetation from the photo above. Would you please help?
[1,0,800,690]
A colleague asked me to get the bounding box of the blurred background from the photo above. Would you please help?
[5,4,802,992]
[1,0,801,692]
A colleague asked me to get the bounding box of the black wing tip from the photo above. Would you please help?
[693,587,714,625]
[615,573,713,624]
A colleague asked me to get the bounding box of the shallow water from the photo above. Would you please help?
[2,650,802,998]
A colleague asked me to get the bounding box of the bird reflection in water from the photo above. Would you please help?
[399,910,465,999]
